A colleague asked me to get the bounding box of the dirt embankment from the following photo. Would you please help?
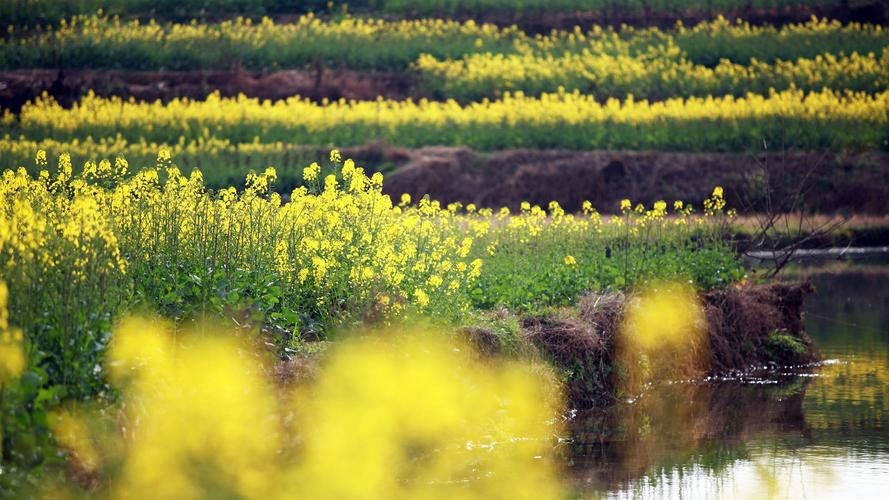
[519,282,817,409]
[382,147,889,214]
[0,68,413,112]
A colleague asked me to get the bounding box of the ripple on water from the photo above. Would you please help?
[564,265,889,499]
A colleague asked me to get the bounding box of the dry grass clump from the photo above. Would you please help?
[703,282,817,371]
[523,293,624,408]
[520,284,817,409]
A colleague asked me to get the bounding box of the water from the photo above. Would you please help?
[563,261,889,499]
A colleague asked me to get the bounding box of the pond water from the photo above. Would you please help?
[564,260,889,499]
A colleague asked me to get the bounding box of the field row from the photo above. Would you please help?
[418,49,889,101]
[0,136,335,190]
[3,15,886,73]
[4,138,885,217]
[1,150,741,395]
[0,147,742,489]
[0,0,861,27]
[6,89,887,152]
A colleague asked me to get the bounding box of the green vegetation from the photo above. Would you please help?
[417,48,889,101]
[0,0,334,27]
[6,89,885,153]
[764,331,811,361]
[1,150,742,350]
[0,151,743,487]
[0,136,403,192]
[0,15,522,72]
[3,15,887,73]
[0,0,865,28]
[469,203,742,312]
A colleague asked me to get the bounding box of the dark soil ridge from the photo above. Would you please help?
[381,147,889,215]
[516,282,816,408]
[0,68,414,113]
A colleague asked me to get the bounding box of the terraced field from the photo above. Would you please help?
[1,13,887,208]
[0,3,887,496]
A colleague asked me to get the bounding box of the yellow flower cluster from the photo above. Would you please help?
[11,88,887,151]
[2,150,481,330]
[677,15,885,44]
[0,134,348,183]
[0,282,25,384]
[0,280,26,463]
[3,13,518,71]
[0,154,127,283]
[34,12,512,47]
[417,46,889,100]
[7,13,885,73]
[704,186,728,215]
[52,318,562,499]
[22,87,886,130]
[467,191,721,261]
[621,281,705,353]
[4,140,747,333]
[1,152,135,393]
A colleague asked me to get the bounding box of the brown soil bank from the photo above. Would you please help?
[0,69,412,113]
[382,147,889,214]
[519,282,817,409]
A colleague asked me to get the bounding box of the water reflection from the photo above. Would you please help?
[564,263,889,499]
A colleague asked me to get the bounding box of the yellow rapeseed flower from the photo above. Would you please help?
[303,162,320,182]
[620,199,632,212]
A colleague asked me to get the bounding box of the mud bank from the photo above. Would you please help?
[382,147,889,214]
[0,69,413,112]
[278,283,817,410]
[517,282,817,408]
